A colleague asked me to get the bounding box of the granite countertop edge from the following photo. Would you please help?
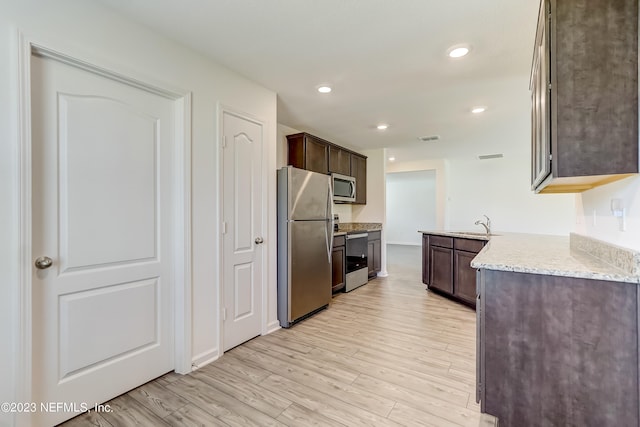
[471,233,640,284]
[418,230,490,241]
[335,222,382,236]
[420,230,640,284]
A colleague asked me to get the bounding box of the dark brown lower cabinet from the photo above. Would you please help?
[454,250,478,304]
[332,235,346,293]
[421,234,429,284]
[367,231,381,279]
[477,269,639,426]
[424,233,485,308]
[429,246,453,294]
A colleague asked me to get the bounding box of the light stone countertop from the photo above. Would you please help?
[419,230,640,283]
[418,230,490,241]
[468,233,640,284]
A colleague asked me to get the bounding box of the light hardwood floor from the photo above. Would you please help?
[59,244,496,427]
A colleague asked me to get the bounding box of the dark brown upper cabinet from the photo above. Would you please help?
[287,132,367,204]
[531,0,638,193]
[350,154,367,204]
[287,133,329,175]
[328,145,351,176]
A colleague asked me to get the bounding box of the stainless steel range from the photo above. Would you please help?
[345,232,368,292]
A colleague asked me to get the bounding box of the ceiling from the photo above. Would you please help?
[97,0,540,160]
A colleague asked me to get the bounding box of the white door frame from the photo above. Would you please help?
[15,33,193,426]
[217,105,269,354]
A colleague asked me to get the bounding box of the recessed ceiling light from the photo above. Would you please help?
[388,157,396,161]
[317,86,332,93]
[448,45,470,58]
[472,106,486,114]
[377,124,388,130]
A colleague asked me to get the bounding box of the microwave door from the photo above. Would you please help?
[332,173,355,202]
[333,178,350,198]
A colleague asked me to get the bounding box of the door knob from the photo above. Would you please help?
[255,237,264,244]
[35,256,53,269]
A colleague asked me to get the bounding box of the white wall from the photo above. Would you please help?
[387,153,575,236]
[575,176,640,251]
[276,123,298,168]
[1,1,277,422]
[353,148,387,224]
[333,204,354,223]
[446,154,575,235]
[387,158,448,230]
[386,170,437,245]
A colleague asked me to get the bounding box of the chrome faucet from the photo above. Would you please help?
[474,215,491,236]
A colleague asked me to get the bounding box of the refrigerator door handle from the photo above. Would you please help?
[326,185,333,263]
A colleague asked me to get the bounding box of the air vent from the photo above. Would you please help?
[418,135,440,142]
[478,154,504,160]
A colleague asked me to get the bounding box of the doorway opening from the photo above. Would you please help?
[385,170,437,281]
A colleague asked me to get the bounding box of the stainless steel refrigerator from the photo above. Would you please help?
[277,166,333,328]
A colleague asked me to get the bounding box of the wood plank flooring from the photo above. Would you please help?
[59,244,496,427]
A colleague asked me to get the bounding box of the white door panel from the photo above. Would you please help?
[223,112,263,351]
[31,54,174,426]
[59,94,158,270]
[58,278,158,378]
[233,263,254,320]
[233,132,254,253]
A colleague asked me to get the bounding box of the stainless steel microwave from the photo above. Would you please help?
[332,173,356,202]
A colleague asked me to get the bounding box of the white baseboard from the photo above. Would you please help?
[191,348,219,371]
[266,320,281,334]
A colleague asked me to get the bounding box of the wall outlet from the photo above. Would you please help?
[611,198,624,217]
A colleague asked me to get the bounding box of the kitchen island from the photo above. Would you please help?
[472,233,640,427]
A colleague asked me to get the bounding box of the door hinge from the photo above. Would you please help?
[223,308,227,321]
[222,221,227,234]
[549,154,553,161]
[548,82,552,91]
[222,135,227,148]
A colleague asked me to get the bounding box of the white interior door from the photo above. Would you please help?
[222,111,263,351]
[31,54,175,426]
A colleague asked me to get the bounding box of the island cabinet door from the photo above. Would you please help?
[429,246,453,294]
[454,250,478,305]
